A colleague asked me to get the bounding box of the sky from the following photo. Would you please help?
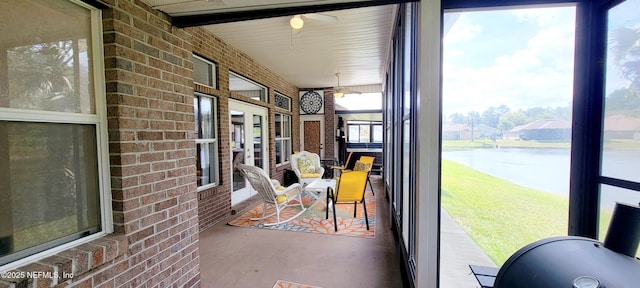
[337,3,640,115]
[443,6,578,117]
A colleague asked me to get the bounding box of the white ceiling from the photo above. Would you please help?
[141,0,397,90]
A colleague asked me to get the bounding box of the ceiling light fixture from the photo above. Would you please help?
[290,15,304,30]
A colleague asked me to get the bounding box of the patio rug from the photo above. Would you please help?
[228,189,375,238]
[273,280,322,288]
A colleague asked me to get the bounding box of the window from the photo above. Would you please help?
[229,72,267,102]
[347,121,383,143]
[0,0,109,267]
[275,113,292,165]
[599,0,640,241]
[274,92,292,111]
[441,5,575,274]
[373,125,383,142]
[194,93,219,188]
[193,55,217,88]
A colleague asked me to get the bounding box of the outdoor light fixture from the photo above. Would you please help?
[290,15,304,30]
[333,92,344,98]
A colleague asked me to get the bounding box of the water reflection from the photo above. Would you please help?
[442,147,640,209]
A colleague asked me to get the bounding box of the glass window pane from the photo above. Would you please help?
[403,6,413,116]
[195,95,218,188]
[199,97,213,139]
[193,56,215,87]
[348,125,359,142]
[283,139,291,163]
[194,97,200,139]
[253,115,263,168]
[275,114,291,165]
[196,142,218,186]
[275,140,282,164]
[441,7,575,280]
[275,114,282,138]
[229,72,267,102]
[0,121,100,265]
[373,125,383,142]
[359,125,371,143]
[402,119,411,248]
[3,1,95,114]
[283,115,291,137]
[601,0,640,183]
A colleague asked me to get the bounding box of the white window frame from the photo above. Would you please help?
[193,54,217,89]
[194,93,220,191]
[275,113,292,166]
[0,0,111,271]
[347,121,383,143]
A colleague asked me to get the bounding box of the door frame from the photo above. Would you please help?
[229,99,269,206]
[300,115,325,158]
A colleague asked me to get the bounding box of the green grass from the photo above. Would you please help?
[441,159,569,265]
[442,159,638,265]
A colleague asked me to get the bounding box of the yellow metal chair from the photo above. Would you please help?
[325,170,370,231]
[329,151,353,175]
[354,156,375,195]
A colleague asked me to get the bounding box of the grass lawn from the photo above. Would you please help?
[441,159,631,266]
[441,159,569,265]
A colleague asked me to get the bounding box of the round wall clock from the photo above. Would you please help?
[300,90,323,114]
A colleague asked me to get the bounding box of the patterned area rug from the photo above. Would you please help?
[228,189,375,238]
[273,280,322,288]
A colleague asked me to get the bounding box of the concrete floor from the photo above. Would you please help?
[199,177,496,288]
[199,177,403,288]
[440,209,497,288]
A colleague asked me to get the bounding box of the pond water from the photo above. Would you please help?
[442,147,640,209]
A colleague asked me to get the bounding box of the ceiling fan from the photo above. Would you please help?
[330,72,362,98]
[289,13,338,30]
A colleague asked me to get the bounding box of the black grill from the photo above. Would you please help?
[472,202,640,288]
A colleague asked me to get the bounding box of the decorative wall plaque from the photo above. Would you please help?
[299,90,324,114]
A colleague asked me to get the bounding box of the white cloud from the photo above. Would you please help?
[444,15,482,45]
[443,7,576,116]
[512,6,575,27]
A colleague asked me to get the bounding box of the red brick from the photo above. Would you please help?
[137,131,163,141]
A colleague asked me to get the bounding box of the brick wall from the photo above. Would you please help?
[188,27,301,230]
[0,1,201,287]
[323,91,336,161]
[101,0,200,287]
[0,0,326,286]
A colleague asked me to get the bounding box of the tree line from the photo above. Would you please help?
[446,24,640,133]
[446,105,572,132]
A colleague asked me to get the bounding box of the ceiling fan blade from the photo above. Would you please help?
[303,13,338,23]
